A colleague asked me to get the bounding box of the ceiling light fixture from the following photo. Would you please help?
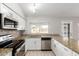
[29,3,40,14]
[32,3,36,13]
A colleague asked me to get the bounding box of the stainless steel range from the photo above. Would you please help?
[0,34,25,56]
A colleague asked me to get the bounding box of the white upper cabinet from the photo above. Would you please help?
[0,4,26,30]
[0,3,1,13]
[17,17,25,30]
[1,4,17,21]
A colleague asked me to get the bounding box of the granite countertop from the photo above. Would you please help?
[14,34,79,54]
[14,36,27,40]
[52,36,79,54]
[0,48,12,56]
[15,34,59,40]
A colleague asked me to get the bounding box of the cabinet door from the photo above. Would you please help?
[0,4,1,13]
[51,39,59,55]
[51,39,56,51]
[53,40,62,56]
[34,38,41,50]
[53,39,73,56]
[72,51,79,56]
[58,45,72,56]
[26,38,41,50]
[26,38,34,50]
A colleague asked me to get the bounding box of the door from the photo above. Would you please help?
[62,21,72,39]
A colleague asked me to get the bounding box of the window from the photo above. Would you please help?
[40,25,48,33]
[31,25,39,33]
[31,24,48,33]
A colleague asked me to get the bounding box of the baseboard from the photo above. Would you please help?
[27,50,41,51]
[41,49,52,51]
[27,50,52,51]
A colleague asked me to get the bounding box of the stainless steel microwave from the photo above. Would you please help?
[0,13,18,29]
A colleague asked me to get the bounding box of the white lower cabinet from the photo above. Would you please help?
[72,51,79,56]
[51,39,57,55]
[26,38,41,50]
[51,39,74,56]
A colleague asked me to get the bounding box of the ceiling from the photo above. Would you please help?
[19,3,79,18]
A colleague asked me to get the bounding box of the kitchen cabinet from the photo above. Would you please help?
[72,51,79,56]
[0,4,26,30]
[1,4,13,19]
[26,38,41,50]
[1,4,18,21]
[51,39,56,53]
[0,13,18,29]
[17,17,25,30]
[0,4,18,29]
[0,4,1,13]
[51,39,63,56]
[51,39,73,56]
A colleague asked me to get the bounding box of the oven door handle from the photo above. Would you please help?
[16,43,25,53]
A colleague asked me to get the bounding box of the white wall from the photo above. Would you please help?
[26,17,60,34]
[1,3,79,40]
[58,17,79,40]
[26,16,79,40]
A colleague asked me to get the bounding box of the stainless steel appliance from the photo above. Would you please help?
[41,37,51,51]
[4,39,25,56]
[0,34,25,56]
[0,13,18,29]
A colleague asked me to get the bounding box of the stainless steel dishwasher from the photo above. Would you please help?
[41,37,51,51]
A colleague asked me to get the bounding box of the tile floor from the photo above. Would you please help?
[25,51,55,56]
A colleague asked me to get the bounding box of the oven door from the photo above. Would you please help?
[15,43,25,56]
